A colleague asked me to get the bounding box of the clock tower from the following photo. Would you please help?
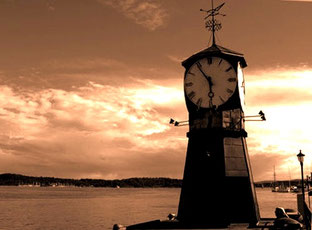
[176,1,260,228]
[122,2,261,230]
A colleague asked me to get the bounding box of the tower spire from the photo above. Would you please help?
[200,0,226,46]
[211,0,216,45]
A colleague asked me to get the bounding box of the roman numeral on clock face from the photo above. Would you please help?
[227,77,236,82]
[207,57,212,65]
[188,91,195,99]
[196,62,202,69]
[188,72,195,75]
[225,66,233,72]
[185,82,193,87]
[219,96,225,103]
[226,88,234,94]
[196,98,202,107]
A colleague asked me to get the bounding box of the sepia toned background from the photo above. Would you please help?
[0,0,312,181]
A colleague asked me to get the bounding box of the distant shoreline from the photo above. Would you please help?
[0,173,182,188]
[0,173,302,188]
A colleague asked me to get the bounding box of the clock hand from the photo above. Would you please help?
[196,62,215,107]
[196,63,212,83]
[206,76,213,88]
[206,76,215,108]
[196,63,215,88]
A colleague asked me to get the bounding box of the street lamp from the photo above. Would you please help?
[297,150,305,203]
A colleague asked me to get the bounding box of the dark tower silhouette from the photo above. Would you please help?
[177,44,260,227]
[124,2,260,229]
[176,1,260,227]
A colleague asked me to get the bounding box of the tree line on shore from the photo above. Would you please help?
[0,173,183,187]
[0,173,304,188]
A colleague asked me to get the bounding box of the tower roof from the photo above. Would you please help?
[182,44,247,69]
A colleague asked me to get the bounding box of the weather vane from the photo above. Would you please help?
[200,0,226,45]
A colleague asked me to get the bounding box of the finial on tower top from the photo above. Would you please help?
[200,0,226,46]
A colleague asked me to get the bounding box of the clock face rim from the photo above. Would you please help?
[184,56,237,109]
[237,62,245,112]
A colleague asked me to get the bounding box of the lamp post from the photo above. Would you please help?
[297,150,305,204]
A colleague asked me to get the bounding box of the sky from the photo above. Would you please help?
[0,0,312,182]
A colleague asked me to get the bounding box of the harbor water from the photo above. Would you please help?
[0,187,299,230]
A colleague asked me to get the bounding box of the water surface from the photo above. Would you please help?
[0,187,300,230]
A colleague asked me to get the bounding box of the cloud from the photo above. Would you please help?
[0,56,182,92]
[98,0,168,30]
[250,152,287,182]
[46,0,56,11]
[248,88,312,106]
[249,148,311,182]
[42,57,125,73]
[245,69,312,106]
[0,80,187,178]
[2,66,312,180]
[167,55,184,63]
[244,68,312,181]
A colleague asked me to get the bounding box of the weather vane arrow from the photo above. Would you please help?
[200,0,226,45]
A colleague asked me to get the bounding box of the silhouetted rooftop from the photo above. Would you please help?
[182,44,247,69]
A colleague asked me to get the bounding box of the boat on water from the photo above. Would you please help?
[271,166,298,193]
[292,186,299,193]
[272,185,291,193]
[272,186,299,193]
[272,182,297,193]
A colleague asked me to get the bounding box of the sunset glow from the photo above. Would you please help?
[1,0,312,181]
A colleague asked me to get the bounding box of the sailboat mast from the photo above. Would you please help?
[273,166,276,188]
[288,167,291,188]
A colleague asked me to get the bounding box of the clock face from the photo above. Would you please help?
[184,56,237,109]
